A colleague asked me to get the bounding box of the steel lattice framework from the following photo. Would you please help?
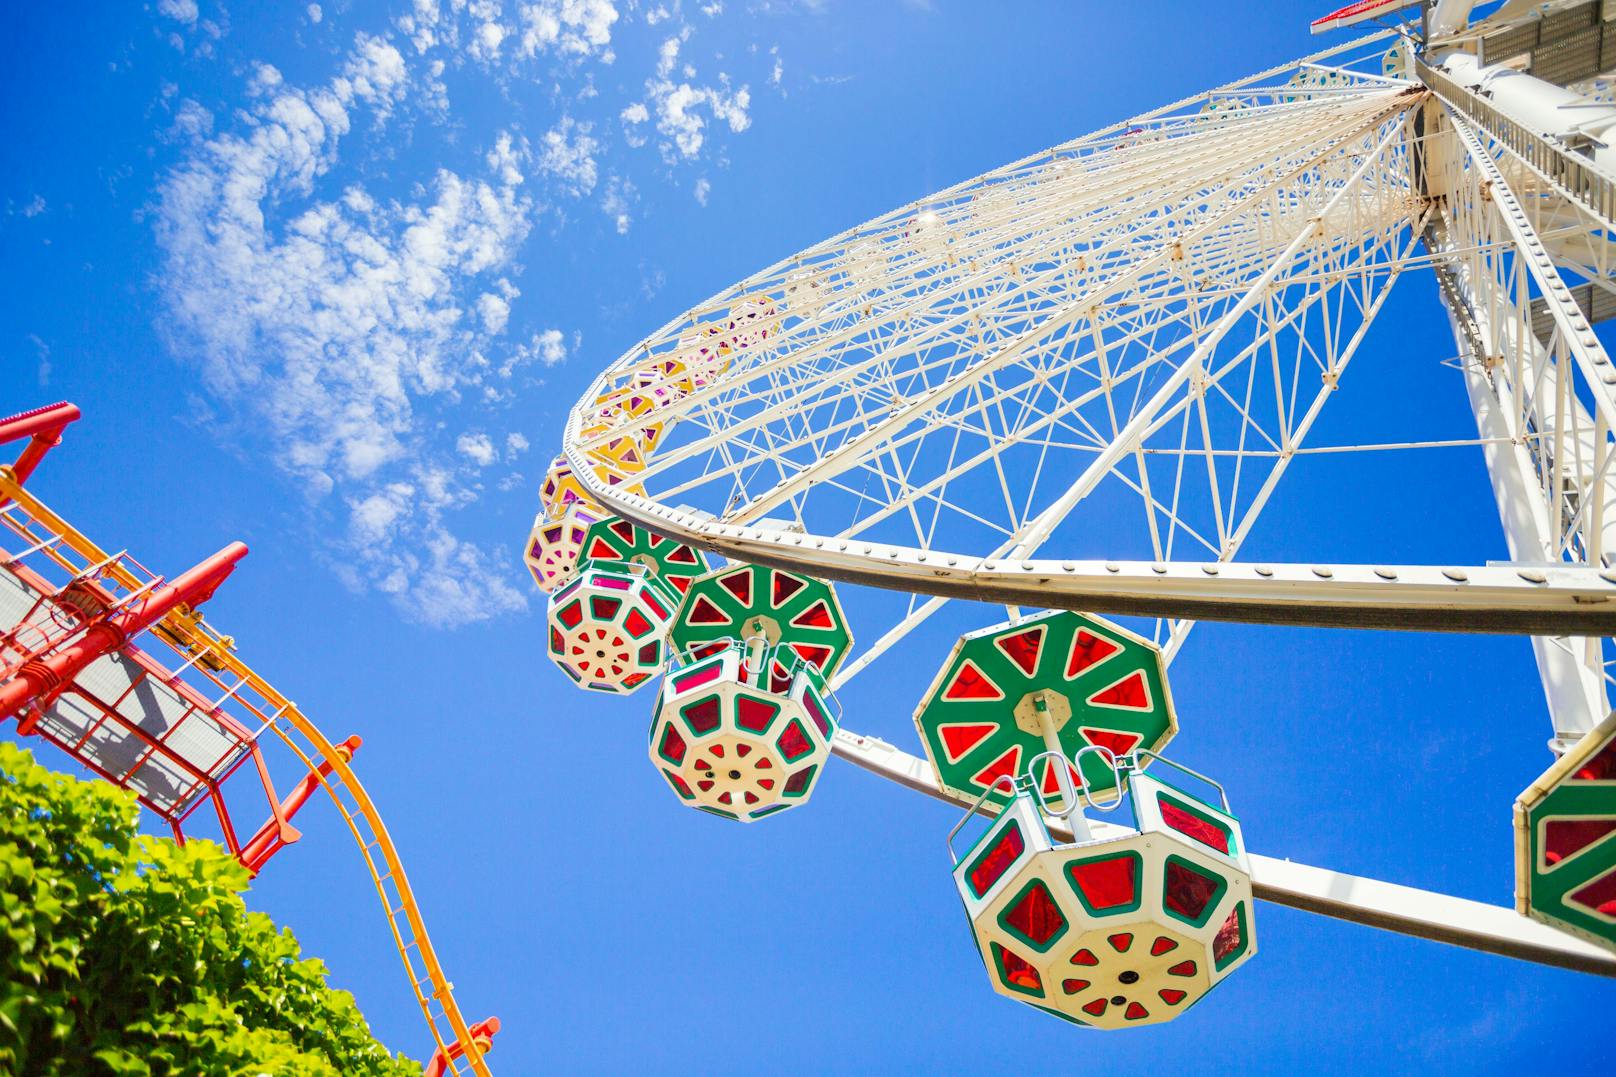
[555,20,1616,977]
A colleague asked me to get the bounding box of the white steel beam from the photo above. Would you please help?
[583,482,1616,634]
[832,727,1616,976]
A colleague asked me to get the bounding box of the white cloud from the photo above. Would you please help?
[307,3,323,23]
[619,101,649,147]
[154,33,534,627]
[29,334,50,386]
[645,4,671,24]
[600,174,634,233]
[478,292,512,333]
[340,33,409,119]
[247,62,282,96]
[486,131,527,186]
[162,99,214,143]
[532,327,568,364]
[19,195,46,218]
[645,75,750,160]
[700,1,723,14]
[506,431,531,455]
[655,30,685,79]
[535,115,599,195]
[622,28,752,163]
[516,0,619,60]
[471,18,507,62]
[495,328,570,378]
[770,57,783,86]
[457,432,499,467]
[693,177,710,205]
[350,484,411,543]
[158,0,199,24]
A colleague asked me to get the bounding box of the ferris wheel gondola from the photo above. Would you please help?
[529,2,1616,1024]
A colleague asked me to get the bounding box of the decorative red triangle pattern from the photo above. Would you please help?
[971,745,1022,790]
[717,570,752,604]
[1568,868,1616,917]
[791,600,836,630]
[1067,629,1121,678]
[938,722,998,764]
[1089,670,1151,711]
[1543,818,1616,868]
[686,594,731,625]
[996,625,1044,677]
[771,571,807,606]
[944,660,1004,701]
[1079,727,1143,757]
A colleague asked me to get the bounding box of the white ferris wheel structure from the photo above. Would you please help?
[531,0,1616,1031]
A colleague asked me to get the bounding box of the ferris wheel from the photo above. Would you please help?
[524,0,1616,1030]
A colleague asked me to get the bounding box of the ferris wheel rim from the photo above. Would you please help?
[552,472,1616,638]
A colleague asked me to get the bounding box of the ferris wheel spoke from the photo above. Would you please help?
[583,96,1413,482]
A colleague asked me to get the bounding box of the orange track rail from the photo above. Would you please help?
[0,468,493,1076]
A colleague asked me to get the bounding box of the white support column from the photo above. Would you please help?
[1447,296,1609,745]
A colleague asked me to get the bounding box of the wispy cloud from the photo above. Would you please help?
[157,0,199,25]
[146,0,780,627]
[154,33,538,627]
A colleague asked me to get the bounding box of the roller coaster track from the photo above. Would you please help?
[0,469,493,1077]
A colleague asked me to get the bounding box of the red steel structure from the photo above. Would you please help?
[0,402,497,1076]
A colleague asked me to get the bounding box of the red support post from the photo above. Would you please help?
[0,542,247,725]
[239,735,363,875]
[0,401,82,490]
[424,1017,501,1077]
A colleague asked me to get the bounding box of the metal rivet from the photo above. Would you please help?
[1374,567,1397,580]
[1518,569,1546,583]
[1104,562,1120,573]
[1312,565,1333,578]
[1151,562,1168,574]
[1201,564,1219,575]
[1442,568,1468,582]
[1254,565,1273,577]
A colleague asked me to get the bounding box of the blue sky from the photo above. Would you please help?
[2,0,1608,1072]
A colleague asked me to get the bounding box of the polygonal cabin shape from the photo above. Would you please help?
[953,774,1255,1028]
[580,385,665,473]
[648,641,837,821]
[539,453,642,517]
[546,561,679,694]
[523,501,606,593]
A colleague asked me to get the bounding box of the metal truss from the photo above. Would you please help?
[1424,90,1616,745]
[562,29,1616,971]
[572,36,1429,667]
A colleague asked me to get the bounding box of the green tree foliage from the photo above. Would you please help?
[0,742,418,1076]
